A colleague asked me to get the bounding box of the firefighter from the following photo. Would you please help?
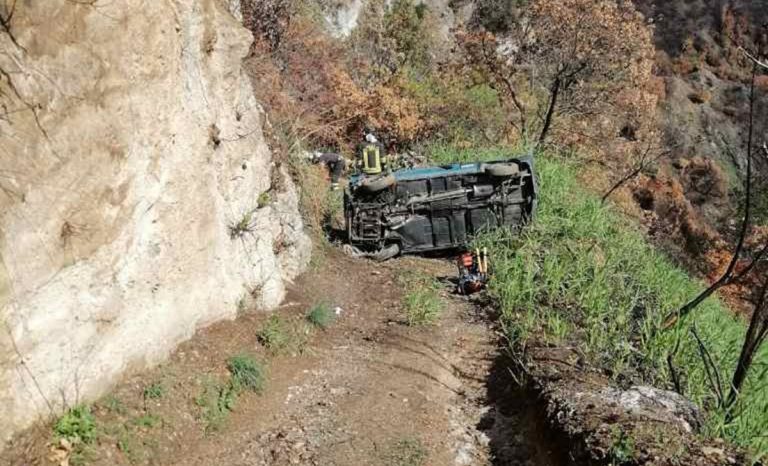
[307,151,348,191]
[359,131,386,176]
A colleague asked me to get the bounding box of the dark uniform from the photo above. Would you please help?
[312,152,347,190]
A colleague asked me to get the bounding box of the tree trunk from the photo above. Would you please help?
[537,76,561,147]
[663,61,758,328]
[726,278,768,411]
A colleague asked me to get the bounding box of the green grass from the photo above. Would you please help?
[467,151,768,460]
[399,272,443,326]
[195,354,267,433]
[306,302,335,329]
[609,427,636,464]
[382,438,428,466]
[195,377,238,433]
[258,313,313,355]
[195,355,268,432]
[227,354,267,393]
[132,414,161,428]
[117,429,140,464]
[142,381,165,400]
[103,395,126,414]
[54,405,97,445]
[258,314,292,353]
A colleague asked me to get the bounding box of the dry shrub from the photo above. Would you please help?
[688,89,713,104]
[633,185,655,211]
[680,213,718,256]
[242,0,293,50]
[637,175,719,260]
[328,69,426,145]
[290,160,332,233]
[458,0,658,166]
[755,75,768,92]
[243,9,433,152]
[704,232,768,314]
[370,80,425,141]
[681,156,729,205]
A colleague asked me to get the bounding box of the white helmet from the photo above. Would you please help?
[365,133,378,144]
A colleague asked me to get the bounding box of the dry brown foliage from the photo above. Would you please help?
[458,0,658,165]
[243,11,430,153]
[681,156,729,205]
[634,174,721,260]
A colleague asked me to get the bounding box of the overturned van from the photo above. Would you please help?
[343,156,537,260]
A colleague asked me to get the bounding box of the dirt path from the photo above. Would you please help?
[4,251,565,466]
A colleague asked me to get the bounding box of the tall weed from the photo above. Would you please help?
[474,151,767,460]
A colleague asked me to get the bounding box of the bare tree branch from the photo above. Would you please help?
[667,335,684,395]
[4,321,55,416]
[733,241,768,284]
[691,326,725,408]
[601,141,672,204]
[479,33,527,136]
[663,58,761,329]
[739,46,768,70]
[726,275,768,412]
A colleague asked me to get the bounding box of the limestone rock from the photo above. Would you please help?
[0,0,309,446]
[599,385,703,433]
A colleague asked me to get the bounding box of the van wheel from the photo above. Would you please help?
[359,175,396,193]
[486,163,520,177]
[369,243,401,261]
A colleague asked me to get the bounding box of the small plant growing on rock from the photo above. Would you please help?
[237,294,248,316]
[609,426,636,464]
[257,191,271,208]
[54,405,97,445]
[306,303,335,329]
[228,212,254,239]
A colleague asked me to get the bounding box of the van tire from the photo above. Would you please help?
[359,175,396,193]
[370,243,401,261]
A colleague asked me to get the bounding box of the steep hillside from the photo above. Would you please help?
[0,0,309,446]
[633,0,768,58]
[629,0,768,272]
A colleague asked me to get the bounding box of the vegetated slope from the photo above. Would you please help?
[475,152,768,460]
[625,0,768,280]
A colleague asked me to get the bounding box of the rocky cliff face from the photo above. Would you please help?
[0,0,310,445]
